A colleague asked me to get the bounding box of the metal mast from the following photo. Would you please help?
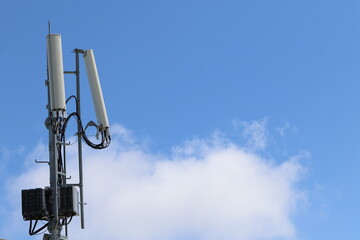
[21,29,111,240]
[46,48,84,240]
[46,85,63,239]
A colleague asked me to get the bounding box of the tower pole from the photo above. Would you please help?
[74,48,86,229]
[45,81,63,240]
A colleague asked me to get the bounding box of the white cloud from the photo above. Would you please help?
[232,118,268,151]
[276,122,298,137]
[2,123,306,240]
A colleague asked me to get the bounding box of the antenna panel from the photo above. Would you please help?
[83,49,109,130]
[47,34,66,112]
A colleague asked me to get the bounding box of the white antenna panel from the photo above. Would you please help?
[46,34,66,112]
[83,49,109,130]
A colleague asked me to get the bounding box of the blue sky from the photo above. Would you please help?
[1,0,360,239]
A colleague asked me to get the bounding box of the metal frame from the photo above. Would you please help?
[46,48,86,240]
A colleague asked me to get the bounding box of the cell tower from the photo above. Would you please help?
[21,29,110,240]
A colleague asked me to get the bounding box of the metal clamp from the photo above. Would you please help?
[58,141,71,146]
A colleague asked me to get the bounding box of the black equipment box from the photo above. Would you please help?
[22,188,49,220]
[59,186,79,217]
[22,186,79,220]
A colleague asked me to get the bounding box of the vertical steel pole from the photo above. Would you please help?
[46,22,62,239]
[75,49,85,229]
[46,83,62,240]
